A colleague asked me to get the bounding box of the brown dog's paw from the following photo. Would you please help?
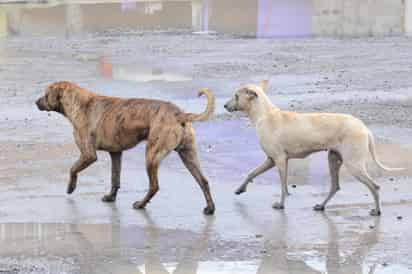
[133,201,146,210]
[102,194,116,203]
[67,182,77,194]
[313,204,325,211]
[203,206,215,215]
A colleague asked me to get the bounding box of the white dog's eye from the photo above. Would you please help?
[235,94,239,101]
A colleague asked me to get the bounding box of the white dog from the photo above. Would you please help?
[224,81,402,216]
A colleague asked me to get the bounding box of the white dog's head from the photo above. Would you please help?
[224,80,268,113]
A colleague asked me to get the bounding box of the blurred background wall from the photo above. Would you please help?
[0,0,409,38]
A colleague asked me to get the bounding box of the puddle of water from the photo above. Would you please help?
[96,56,191,82]
[0,221,409,274]
[138,260,260,274]
[111,65,191,82]
[0,0,314,38]
[305,258,412,274]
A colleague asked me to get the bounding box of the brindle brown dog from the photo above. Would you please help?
[36,81,216,215]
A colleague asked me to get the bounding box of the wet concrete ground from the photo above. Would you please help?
[2,14,412,273]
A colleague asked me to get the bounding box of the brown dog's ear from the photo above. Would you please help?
[47,82,66,108]
[50,86,62,103]
[245,89,258,100]
[260,80,269,92]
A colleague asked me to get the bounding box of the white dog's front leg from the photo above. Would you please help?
[273,157,288,210]
[235,158,275,195]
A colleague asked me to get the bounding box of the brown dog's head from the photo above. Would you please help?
[36,82,69,113]
[224,80,268,113]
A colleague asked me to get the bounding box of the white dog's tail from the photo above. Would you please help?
[368,132,404,171]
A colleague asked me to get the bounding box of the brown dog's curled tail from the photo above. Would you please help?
[179,88,215,122]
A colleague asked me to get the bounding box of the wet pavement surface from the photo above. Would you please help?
[1,2,412,273]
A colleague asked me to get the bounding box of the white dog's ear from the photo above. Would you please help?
[260,80,269,92]
[245,89,258,100]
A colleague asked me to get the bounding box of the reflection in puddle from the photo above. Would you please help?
[0,210,408,274]
[136,261,410,274]
[138,260,260,274]
[304,259,411,274]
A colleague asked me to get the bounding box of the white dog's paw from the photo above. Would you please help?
[272,202,284,210]
[235,187,247,195]
[369,209,381,216]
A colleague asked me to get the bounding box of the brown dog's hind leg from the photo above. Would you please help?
[178,145,215,215]
[102,152,122,202]
[133,143,170,210]
[314,150,343,211]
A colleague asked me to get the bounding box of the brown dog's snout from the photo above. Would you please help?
[224,103,232,112]
[36,97,46,111]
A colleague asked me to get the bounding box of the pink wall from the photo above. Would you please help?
[257,0,313,38]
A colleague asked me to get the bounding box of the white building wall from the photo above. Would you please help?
[313,0,404,36]
[405,0,412,35]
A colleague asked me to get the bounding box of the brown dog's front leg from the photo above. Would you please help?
[133,160,159,210]
[68,151,97,194]
[102,152,122,202]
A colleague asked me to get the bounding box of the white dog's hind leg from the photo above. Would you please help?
[314,150,343,211]
[235,158,275,195]
[346,163,381,216]
[273,156,288,210]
